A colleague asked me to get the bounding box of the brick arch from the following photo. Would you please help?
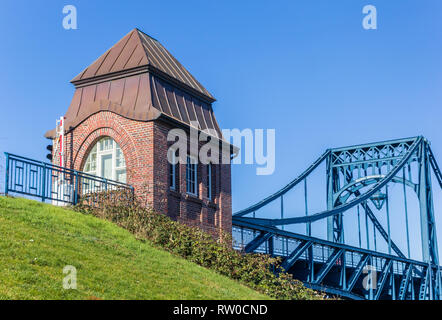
[72,113,139,184]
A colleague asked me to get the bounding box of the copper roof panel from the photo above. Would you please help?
[108,78,125,105]
[193,100,207,130]
[97,33,132,76]
[125,43,147,70]
[175,92,190,124]
[81,85,96,108]
[152,76,170,114]
[134,74,150,114]
[110,32,140,73]
[66,89,81,119]
[201,105,214,132]
[121,75,140,110]
[95,81,111,101]
[164,83,182,120]
[211,112,222,137]
[80,52,109,80]
[183,92,198,123]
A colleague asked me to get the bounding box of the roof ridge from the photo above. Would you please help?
[135,28,159,42]
[133,28,151,66]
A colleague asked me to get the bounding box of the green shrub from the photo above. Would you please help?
[74,194,323,300]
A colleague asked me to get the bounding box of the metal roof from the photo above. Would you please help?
[45,29,226,143]
[71,28,214,102]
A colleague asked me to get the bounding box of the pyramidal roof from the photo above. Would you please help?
[71,28,214,102]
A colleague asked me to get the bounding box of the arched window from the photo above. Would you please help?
[83,137,127,183]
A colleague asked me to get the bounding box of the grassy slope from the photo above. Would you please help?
[0,197,269,300]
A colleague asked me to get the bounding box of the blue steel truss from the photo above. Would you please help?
[233,136,442,300]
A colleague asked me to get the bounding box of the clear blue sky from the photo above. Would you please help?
[0,0,441,260]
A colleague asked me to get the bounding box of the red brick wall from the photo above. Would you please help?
[152,120,232,239]
[59,111,232,239]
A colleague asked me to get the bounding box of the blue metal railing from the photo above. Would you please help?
[232,223,439,300]
[4,153,134,206]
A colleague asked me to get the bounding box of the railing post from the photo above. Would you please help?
[391,263,396,300]
[429,263,434,300]
[268,236,274,256]
[41,163,46,203]
[385,185,392,255]
[438,266,442,301]
[74,171,79,205]
[4,153,9,196]
[104,179,108,204]
[368,255,374,300]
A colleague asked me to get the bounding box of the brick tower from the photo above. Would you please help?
[45,29,233,238]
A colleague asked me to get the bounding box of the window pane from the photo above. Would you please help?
[90,153,97,171]
[116,147,126,168]
[116,170,127,183]
[169,161,176,190]
[83,137,127,183]
[84,146,97,173]
[186,156,198,195]
[101,154,113,179]
[99,137,113,151]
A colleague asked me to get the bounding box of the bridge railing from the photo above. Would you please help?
[233,225,413,275]
[4,153,134,206]
[232,223,438,300]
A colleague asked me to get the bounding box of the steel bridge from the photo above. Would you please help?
[232,136,442,300]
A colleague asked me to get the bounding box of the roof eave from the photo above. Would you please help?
[70,65,148,87]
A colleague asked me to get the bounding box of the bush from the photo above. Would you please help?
[74,194,324,300]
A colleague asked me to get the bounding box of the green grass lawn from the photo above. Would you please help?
[0,196,270,300]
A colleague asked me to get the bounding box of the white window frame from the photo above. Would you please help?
[186,155,198,196]
[83,137,126,183]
